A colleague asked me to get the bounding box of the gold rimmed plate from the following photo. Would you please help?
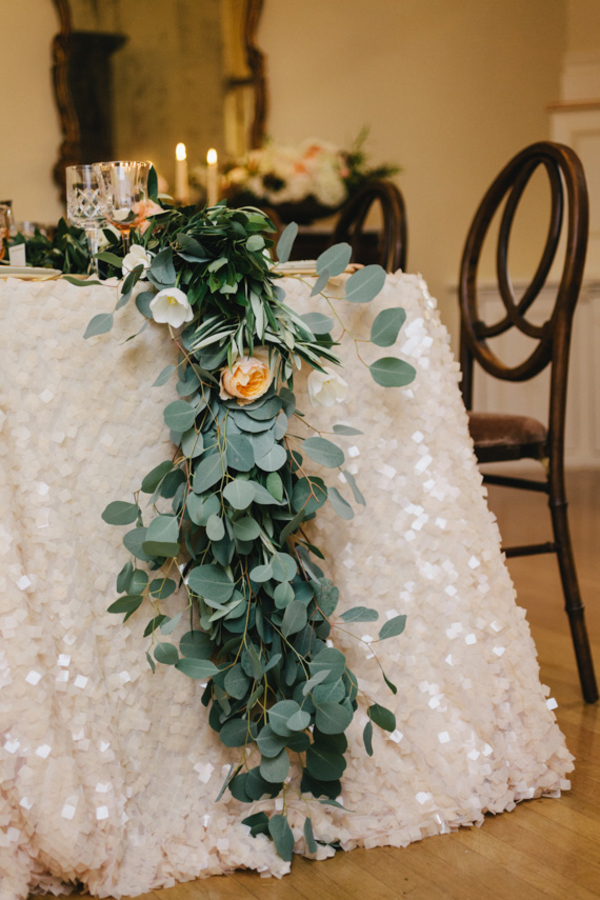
[0,266,63,281]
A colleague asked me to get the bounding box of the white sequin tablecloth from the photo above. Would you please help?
[0,273,573,899]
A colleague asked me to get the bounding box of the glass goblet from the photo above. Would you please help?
[94,160,152,256]
[0,204,11,262]
[66,165,105,276]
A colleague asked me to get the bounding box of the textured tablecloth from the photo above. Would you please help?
[0,273,573,899]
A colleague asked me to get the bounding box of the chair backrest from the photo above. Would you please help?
[458,142,588,435]
[332,179,407,272]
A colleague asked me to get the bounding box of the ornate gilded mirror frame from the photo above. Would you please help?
[50,0,268,199]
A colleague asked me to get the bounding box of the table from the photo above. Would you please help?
[0,272,573,899]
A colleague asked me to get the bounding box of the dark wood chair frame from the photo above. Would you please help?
[332,179,408,272]
[459,141,598,703]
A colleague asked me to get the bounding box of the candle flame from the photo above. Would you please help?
[207,148,218,166]
[176,143,187,161]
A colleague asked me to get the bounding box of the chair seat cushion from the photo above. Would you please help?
[468,411,547,461]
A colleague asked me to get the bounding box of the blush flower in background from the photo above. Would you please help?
[150,287,194,328]
[220,351,273,405]
[307,366,349,407]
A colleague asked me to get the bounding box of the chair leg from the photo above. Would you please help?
[549,492,598,703]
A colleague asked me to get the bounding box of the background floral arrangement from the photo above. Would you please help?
[55,181,416,859]
[194,129,400,224]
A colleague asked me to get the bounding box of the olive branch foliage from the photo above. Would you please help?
[79,185,416,861]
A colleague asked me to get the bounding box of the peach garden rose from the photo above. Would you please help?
[219,350,273,406]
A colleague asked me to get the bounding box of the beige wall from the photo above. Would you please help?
[567,0,600,54]
[260,0,568,338]
[1,0,63,223]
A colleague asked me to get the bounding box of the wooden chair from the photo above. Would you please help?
[332,179,407,272]
[458,141,598,703]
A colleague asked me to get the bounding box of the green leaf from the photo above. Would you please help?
[370,307,407,347]
[187,564,234,602]
[383,671,398,695]
[309,648,346,683]
[328,487,354,520]
[315,701,353,735]
[342,470,366,506]
[292,477,327,515]
[152,364,177,387]
[281,599,308,637]
[378,614,407,640]
[333,424,363,436]
[220,718,250,747]
[304,817,317,854]
[260,748,290,784]
[107,595,142,615]
[271,552,297,583]
[310,268,331,297]
[159,611,182,635]
[344,264,386,303]
[242,812,270,837]
[246,234,265,252]
[141,460,173,493]
[224,665,251,700]
[143,514,180,557]
[340,606,379,623]
[223,479,255,510]
[287,709,311,731]
[300,312,335,334]
[302,669,331,695]
[268,814,294,862]
[249,562,273,583]
[154,642,179,665]
[369,357,416,388]
[175,657,219,679]
[273,582,294,609]
[96,250,125,267]
[306,745,347,781]
[316,242,352,277]
[233,516,260,541]
[266,472,284,501]
[116,561,134,593]
[276,222,298,264]
[257,725,287,758]
[83,312,114,339]
[148,576,176,599]
[255,444,287,473]
[368,703,396,732]
[179,630,214,659]
[187,492,220,526]
[269,700,300,737]
[278,508,305,544]
[123,527,153,561]
[181,428,204,459]
[302,437,344,468]
[193,454,224,493]
[226,434,255,472]
[101,501,139,526]
[206,514,225,541]
[163,400,197,432]
[363,721,374,756]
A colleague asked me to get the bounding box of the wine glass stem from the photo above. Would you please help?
[85,225,100,276]
[121,228,131,257]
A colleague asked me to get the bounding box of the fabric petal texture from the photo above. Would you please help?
[0,273,572,899]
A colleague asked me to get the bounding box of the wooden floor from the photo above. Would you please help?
[35,470,600,900]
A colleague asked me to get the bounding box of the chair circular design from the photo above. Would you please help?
[459,141,588,385]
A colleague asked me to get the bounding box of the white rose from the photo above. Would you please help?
[122,244,153,277]
[149,287,194,328]
[307,367,349,407]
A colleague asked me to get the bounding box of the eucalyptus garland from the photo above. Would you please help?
[79,194,416,860]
